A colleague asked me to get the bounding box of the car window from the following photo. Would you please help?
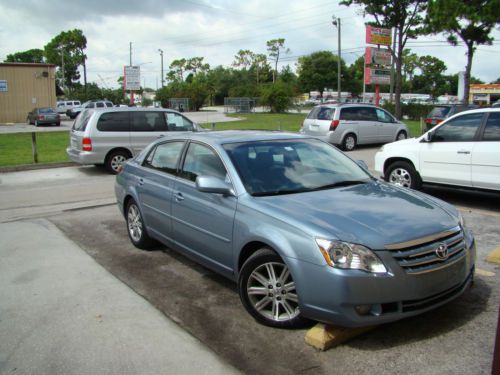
[131,112,167,131]
[428,106,451,118]
[96,112,130,132]
[96,102,105,108]
[432,113,484,142]
[482,112,500,141]
[180,143,227,182]
[105,102,113,107]
[316,107,335,121]
[376,109,394,123]
[358,107,378,121]
[57,103,64,108]
[39,108,55,114]
[165,113,194,131]
[73,110,93,131]
[306,106,321,119]
[144,141,184,175]
[87,103,95,108]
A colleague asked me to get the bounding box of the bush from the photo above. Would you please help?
[260,83,293,113]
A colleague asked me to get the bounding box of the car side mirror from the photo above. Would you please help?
[196,176,234,196]
[422,132,433,143]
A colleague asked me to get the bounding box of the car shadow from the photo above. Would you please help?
[422,185,500,213]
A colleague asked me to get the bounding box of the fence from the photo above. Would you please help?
[224,97,259,113]
[168,98,191,112]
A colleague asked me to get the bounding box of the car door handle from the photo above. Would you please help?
[138,178,144,186]
[457,150,471,155]
[175,192,184,202]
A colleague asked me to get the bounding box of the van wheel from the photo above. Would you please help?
[105,150,130,174]
[386,161,422,190]
[396,131,407,141]
[238,248,309,328]
[342,134,356,151]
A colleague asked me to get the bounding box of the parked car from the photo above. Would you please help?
[26,107,60,126]
[424,104,479,130]
[66,100,114,119]
[115,131,475,328]
[56,100,81,114]
[66,107,204,174]
[300,103,409,151]
[375,107,500,191]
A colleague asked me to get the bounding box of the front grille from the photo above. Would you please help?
[385,227,466,275]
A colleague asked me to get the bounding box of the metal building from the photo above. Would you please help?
[0,63,57,123]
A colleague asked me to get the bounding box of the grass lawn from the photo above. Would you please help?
[0,131,70,167]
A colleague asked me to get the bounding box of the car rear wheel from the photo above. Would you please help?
[126,199,156,250]
[341,133,357,151]
[238,248,309,328]
[386,161,422,190]
[105,150,130,174]
[396,131,407,141]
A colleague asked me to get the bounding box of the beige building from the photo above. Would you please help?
[0,63,57,123]
[469,84,500,105]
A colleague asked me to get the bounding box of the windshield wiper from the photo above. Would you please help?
[308,180,367,192]
[252,189,301,197]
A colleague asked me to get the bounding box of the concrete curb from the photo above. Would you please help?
[0,161,76,173]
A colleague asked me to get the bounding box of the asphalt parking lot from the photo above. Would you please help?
[0,149,499,374]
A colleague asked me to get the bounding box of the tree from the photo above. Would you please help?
[5,49,44,63]
[232,50,254,69]
[44,29,87,91]
[167,58,187,82]
[250,53,271,85]
[427,0,500,103]
[260,83,293,112]
[186,57,210,75]
[401,49,419,92]
[340,0,428,119]
[297,51,346,93]
[266,38,290,83]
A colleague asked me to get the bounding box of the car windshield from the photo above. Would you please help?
[428,106,451,118]
[223,138,371,196]
[39,108,55,113]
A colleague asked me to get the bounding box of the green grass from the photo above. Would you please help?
[0,131,70,167]
[201,113,307,132]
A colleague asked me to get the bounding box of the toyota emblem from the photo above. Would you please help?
[435,243,449,260]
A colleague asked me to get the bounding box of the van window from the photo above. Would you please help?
[96,112,130,132]
[165,113,194,131]
[105,102,113,107]
[376,109,394,123]
[73,110,93,131]
[96,102,105,108]
[131,112,168,132]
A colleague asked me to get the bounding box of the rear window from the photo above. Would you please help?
[73,110,93,131]
[96,112,130,132]
[307,106,335,120]
[39,108,55,114]
[428,106,451,118]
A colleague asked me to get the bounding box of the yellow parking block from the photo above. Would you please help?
[305,323,377,351]
[486,248,500,264]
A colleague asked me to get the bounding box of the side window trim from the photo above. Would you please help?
[142,140,187,175]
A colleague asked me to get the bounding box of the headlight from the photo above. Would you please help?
[316,239,387,273]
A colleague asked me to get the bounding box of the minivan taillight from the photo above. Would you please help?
[329,120,340,131]
[82,137,92,151]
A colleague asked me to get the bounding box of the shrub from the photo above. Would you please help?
[260,83,293,113]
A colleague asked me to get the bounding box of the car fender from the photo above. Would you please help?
[378,139,422,175]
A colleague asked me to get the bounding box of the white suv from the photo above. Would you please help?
[375,107,500,191]
[300,103,409,151]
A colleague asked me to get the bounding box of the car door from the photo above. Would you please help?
[419,112,485,187]
[375,108,399,142]
[471,112,500,190]
[130,111,169,155]
[135,141,186,240]
[171,142,236,277]
[354,107,379,144]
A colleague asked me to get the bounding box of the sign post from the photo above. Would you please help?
[364,26,392,106]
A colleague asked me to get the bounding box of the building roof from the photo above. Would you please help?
[0,62,56,68]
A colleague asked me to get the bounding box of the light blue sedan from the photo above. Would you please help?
[115,131,475,328]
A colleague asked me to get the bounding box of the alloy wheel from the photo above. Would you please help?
[389,167,412,188]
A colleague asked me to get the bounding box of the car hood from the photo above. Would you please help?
[248,181,459,250]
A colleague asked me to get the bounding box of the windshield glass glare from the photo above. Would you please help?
[223,139,371,196]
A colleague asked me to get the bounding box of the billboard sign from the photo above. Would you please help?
[365,26,392,46]
[365,47,392,66]
[365,68,391,85]
[124,66,141,91]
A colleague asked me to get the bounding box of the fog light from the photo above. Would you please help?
[370,304,383,316]
[354,305,372,316]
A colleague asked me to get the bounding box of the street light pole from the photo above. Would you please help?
[332,16,341,102]
[158,49,164,88]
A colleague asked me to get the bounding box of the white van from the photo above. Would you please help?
[56,100,81,114]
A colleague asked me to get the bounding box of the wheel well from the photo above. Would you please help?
[238,241,276,272]
[384,157,416,175]
[105,148,132,162]
[123,195,134,216]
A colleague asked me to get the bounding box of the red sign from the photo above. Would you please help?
[366,26,392,46]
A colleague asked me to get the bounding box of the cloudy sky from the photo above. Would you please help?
[1,0,499,90]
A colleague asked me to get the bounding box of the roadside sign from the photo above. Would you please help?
[365,26,392,46]
[0,80,7,92]
[365,47,392,66]
[364,68,391,85]
[124,66,141,91]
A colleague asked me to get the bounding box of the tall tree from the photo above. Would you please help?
[340,0,428,119]
[232,50,254,69]
[297,51,345,93]
[167,58,187,82]
[186,57,210,75]
[5,49,44,63]
[266,38,290,83]
[427,0,500,104]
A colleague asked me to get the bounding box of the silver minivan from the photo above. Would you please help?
[67,107,204,173]
[301,104,409,151]
[56,100,81,114]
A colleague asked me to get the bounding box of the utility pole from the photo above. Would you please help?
[158,49,164,88]
[129,42,132,66]
[332,16,341,102]
[60,47,65,95]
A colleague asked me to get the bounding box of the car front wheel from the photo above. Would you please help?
[238,248,309,328]
[386,161,422,190]
[126,199,156,250]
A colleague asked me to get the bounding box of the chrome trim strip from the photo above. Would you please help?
[406,239,464,259]
[405,252,467,275]
[400,246,465,268]
[384,226,461,250]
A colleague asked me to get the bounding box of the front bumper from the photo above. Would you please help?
[289,233,476,327]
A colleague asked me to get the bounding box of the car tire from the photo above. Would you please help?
[341,133,357,151]
[238,248,309,328]
[125,199,156,250]
[56,122,61,126]
[385,161,422,190]
[396,131,407,141]
[105,150,130,174]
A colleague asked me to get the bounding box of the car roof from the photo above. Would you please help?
[314,103,377,109]
[87,107,183,115]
